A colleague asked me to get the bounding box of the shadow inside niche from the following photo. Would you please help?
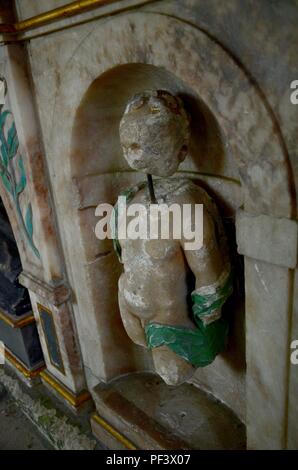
[197,180,245,374]
[178,92,226,176]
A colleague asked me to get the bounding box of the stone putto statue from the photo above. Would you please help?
[112,90,232,386]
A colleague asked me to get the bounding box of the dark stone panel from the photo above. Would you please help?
[0,317,43,369]
[0,200,31,316]
[39,305,64,373]
[20,322,44,368]
[0,199,44,369]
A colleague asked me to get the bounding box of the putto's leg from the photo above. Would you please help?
[118,282,147,347]
[152,346,194,386]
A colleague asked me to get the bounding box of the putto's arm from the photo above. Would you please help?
[182,208,232,325]
[118,275,147,347]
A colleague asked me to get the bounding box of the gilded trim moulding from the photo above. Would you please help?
[40,370,91,409]
[5,346,45,379]
[0,308,35,329]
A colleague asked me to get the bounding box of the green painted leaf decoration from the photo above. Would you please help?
[0,108,40,259]
[16,155,27,195]
[1,173,13,195]
[0,110,10,130]
[0,142,8,167]
[7,121,19,160]
[25,203,33,239]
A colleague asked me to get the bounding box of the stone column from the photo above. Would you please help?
[236,210,297,449]
[0,41,90,410]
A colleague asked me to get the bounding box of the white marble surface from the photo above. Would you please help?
[24,10,295,432]
[0,43,87,395]
[237,210,297,269]
[1,2,296,449]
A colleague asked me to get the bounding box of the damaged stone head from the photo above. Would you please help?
[119,90,190,177]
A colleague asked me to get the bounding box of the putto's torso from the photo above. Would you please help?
[118,178,217,327]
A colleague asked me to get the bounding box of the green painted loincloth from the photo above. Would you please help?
[145,317,228,368]
[145,270,233,367]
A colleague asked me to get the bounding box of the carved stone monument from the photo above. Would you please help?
[112,90,233,386]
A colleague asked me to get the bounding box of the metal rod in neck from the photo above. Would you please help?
[147,174,157,204]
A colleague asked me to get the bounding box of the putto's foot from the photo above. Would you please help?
[152,346,195,386]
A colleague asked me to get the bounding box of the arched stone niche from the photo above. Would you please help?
[71,62,246,419]
[47,12,295,439]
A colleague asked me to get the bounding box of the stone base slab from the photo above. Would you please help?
[91,413,134,450]
[5,347,44,387]
[40,370,93,414]
[92,372,246,450]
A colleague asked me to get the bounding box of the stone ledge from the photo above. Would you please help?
[236,210,297,268]
[92,372,246,450]
[14,0,151,39]
[0,308,35,329]
[40,369,92,413]
[19,271,70,306]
